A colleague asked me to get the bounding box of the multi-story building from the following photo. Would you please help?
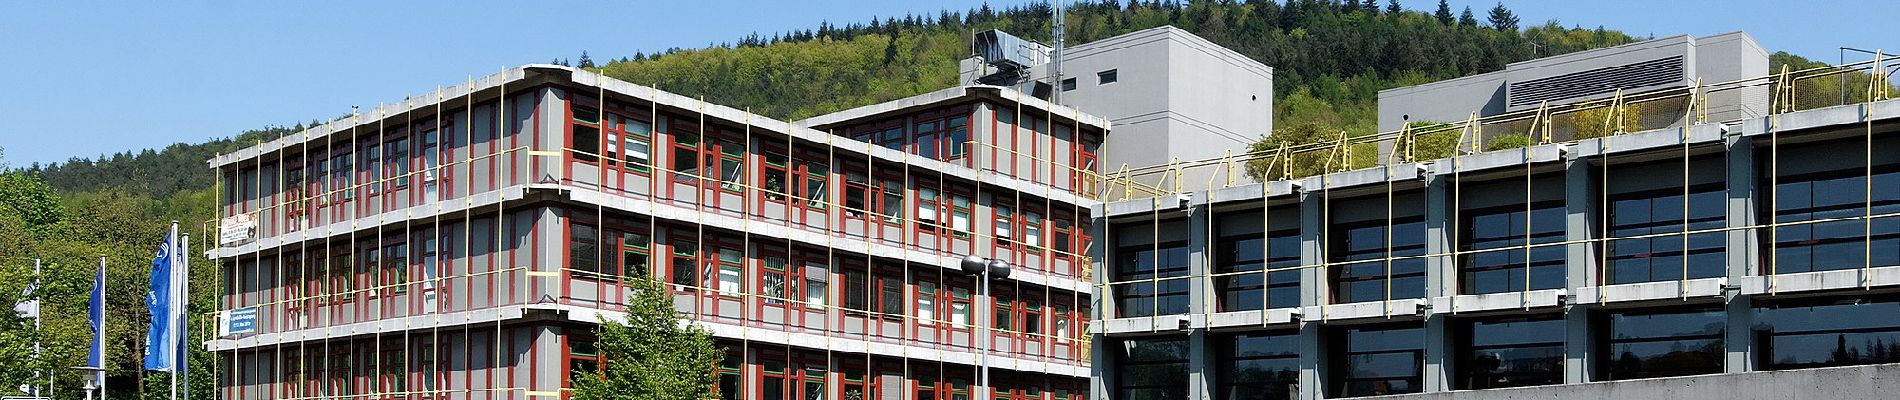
[1089,35,1900,399]
[204,65,1111,400]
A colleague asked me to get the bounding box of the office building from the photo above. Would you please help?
[1089,33,1900,399]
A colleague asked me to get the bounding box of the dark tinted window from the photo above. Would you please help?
[1458,316,1564,389]
[1770,171,1900,273]
[1461,204,1566,294]
[1330,218,1428,303]
[1607,186,1726,284]
[1331,325,1423,397]
[1116,241,1192,317]
[1116,337,1189,400]
[1600,308,1724,380]
[1217,230,1301,311]
[1219,332,1299,400]
[1755,297,1900,370]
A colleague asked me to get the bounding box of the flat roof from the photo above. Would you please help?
[793,85,1111,131]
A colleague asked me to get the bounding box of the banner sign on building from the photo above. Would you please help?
[218,306,257,338]
[218,214,257,246]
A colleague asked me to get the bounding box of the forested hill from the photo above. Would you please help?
[596,0,1642,135]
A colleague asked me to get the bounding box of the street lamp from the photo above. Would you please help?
[957,255,1012,400]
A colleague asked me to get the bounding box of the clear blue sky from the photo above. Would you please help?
[0,0,1890,167]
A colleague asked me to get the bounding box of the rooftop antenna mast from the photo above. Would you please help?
[1050,0,1065,104]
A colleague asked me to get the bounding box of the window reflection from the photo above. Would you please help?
[1115,241,1192,317]
[1601,308,1724,380]
[1460,204,1567,294]
[1607,186,1726,284]
[1217,228,1300,312]
[1116,337,1189,400]
[1457,316,1563,389]
[1330,218,1428,303]
[1331,324,1423,397]
[1770,170,1900,274]
[1219,332,1299,400]
[1755,297,1900,370]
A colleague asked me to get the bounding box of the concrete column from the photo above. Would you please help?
[1188,328,1214,400]
[1088,205,1112,399]
[1421,172,1453,392]
[1723,133,1757,373]
[1296,180,1327,400]
[1562,142,1601,383]
[1185,203,1215,400]
[1187,203,1212,317]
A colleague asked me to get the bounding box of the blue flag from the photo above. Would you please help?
[88,261,105,370]
[143,231,177,371]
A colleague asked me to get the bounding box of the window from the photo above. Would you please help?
[386,137,410,188]
[803,260,829,309]
[797,155,828,209]
[945,116,970,161]
[1600,308,1724,380]
[331,151,352,201]
[994,204,1015,246]
[1060,77,1077,91]
[1217,226,1300,312]
[1460,203,1566,294]
[571,104,602,163]
[718,355,743,400]
[1457,316,1563,390]
[1218,332,1299,400]
[671,241,700,292]
[878,127,905,151]
[880,179,905,224]
[1330,218,1428,303]
[1770,170,1900,274]
[622,120,653,171]
[363,142,381,195]
[917,281,938,325]
[1114,240,1191,317]
[763,149,790,201]
[1331,324,1424,397]
[844,264,869,312]
[567,337,600,386]
[327,253,352,303]
[1023,211,1044,249]
[1754,296,1900,370]
[717,247,744,295]
[879,272,905,319]
[918,187,941,228]
[915,120,940,159]
[571,223,603,279]
[950,191,974,236]
[620,230,651,282]
[1609,186,1726,283]
[671,124,702,183]
[1114,337,1188,400]
[419,129,441,184]
[761,255,794,305]
[950,285,973,327]
[383,242,408,295]
[1097,69,1118,85]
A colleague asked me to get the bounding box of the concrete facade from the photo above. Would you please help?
[964,26,1275,196]
[1091,97,1900,399]
[1376,32,1769,133]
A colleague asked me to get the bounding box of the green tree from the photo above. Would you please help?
[1458,6,1478,27]
[571,274,723,400]
[1487,3,1518,31]
[1433,0,1453,25]
[1485,133,1531,151]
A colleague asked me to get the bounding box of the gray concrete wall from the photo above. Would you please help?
[1358,362,1900,400]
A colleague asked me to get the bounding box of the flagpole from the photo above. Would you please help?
[33,258,42,399]
[169,221,179,400]
[180,232,192,400]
